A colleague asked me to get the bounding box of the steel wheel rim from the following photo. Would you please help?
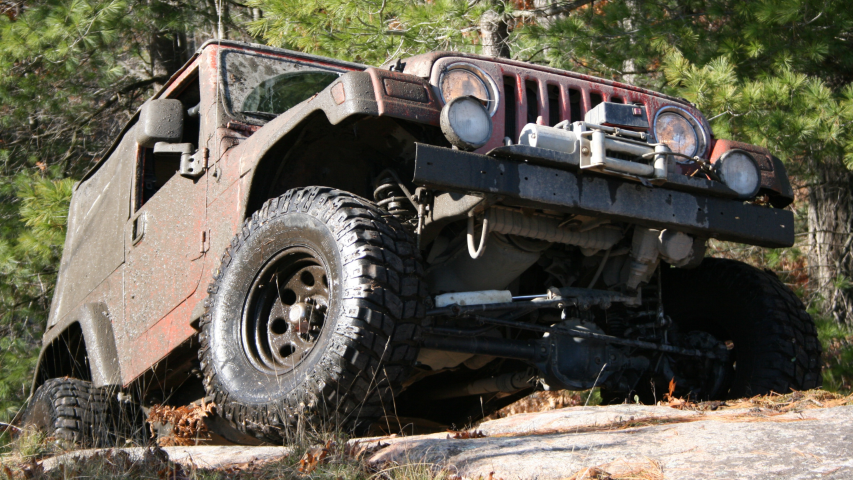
[242,245,331,375]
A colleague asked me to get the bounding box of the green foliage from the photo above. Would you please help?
[248,0,494,64]
[0,175,73,423]
[662,52,853,178]
[0,0,225,424]
[0,338,39,422]
[815,315,853,393]
[581,387,602,406]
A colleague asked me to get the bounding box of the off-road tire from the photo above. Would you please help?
[199,187,426,442]
[22,378,128,447]
[661,257,822,398]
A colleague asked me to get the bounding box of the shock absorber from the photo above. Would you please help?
[373,170,417,221]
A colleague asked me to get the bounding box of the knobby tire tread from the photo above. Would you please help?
[198,187,426,441]
[664,258,822,397]
[26,378,128,447]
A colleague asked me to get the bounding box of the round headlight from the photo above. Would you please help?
[440,96,493,150]
[653,106,708,157]
[438,63,499,116]
[715,150,761,199]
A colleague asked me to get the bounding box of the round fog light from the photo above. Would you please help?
[440,96,493,151]
[715,150,761,199]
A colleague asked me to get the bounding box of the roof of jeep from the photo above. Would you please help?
[196,39,368,71]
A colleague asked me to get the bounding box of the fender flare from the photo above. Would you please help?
[234,68,441,216]
[32,302,121,395]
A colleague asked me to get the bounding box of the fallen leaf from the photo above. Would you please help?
[148,402,216,445]
[298,441,333,474]
[345,440,387,461]
[20,458,44,479]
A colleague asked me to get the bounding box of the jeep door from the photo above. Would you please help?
[120,64,207,377]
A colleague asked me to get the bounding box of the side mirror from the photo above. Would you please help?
[137,99,184,147]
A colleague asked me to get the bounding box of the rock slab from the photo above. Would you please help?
[41,445,293,471]
[368,405,853,479]
[40,404,853,479]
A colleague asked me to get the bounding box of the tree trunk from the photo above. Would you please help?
[148,1,190,81]
[807,157,853,325]
[620,0,641,85]
[150,32,188,80]
[480,9,510,58]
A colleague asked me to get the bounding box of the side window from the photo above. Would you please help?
[135,70,201,210]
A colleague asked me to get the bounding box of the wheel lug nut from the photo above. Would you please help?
[289,303,311,323]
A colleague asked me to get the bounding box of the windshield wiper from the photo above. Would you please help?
[240,110,279,119]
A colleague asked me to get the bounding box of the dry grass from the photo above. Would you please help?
[663,388,853,413]
[567,458,664,480]
[482,390,596,421]
[0,428,462,480]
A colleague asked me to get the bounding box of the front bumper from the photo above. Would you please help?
[413,144,794,248]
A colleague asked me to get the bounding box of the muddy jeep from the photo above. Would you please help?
[25,40,820,445]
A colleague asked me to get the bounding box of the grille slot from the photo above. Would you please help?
[504,76,517,142]
[568,88,583,123]
[497,69,650,146]
[547,84,561,126]
[525,80,540,124]
[590,92,603,109]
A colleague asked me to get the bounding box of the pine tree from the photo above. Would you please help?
[247,0,501,64]
[0,0,251,423]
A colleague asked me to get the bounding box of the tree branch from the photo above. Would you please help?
[512,0,595,18]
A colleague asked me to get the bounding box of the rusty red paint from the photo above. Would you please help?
[709,139,772,164]
[709,139,787,197]
[403,51,694,105]
[159,60,202,99]
[367,67,441,126]
[226,122,261,135]
[331,82,346,105]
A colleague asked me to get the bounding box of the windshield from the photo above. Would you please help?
[243,71,340,117]
[220,50,342,124]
